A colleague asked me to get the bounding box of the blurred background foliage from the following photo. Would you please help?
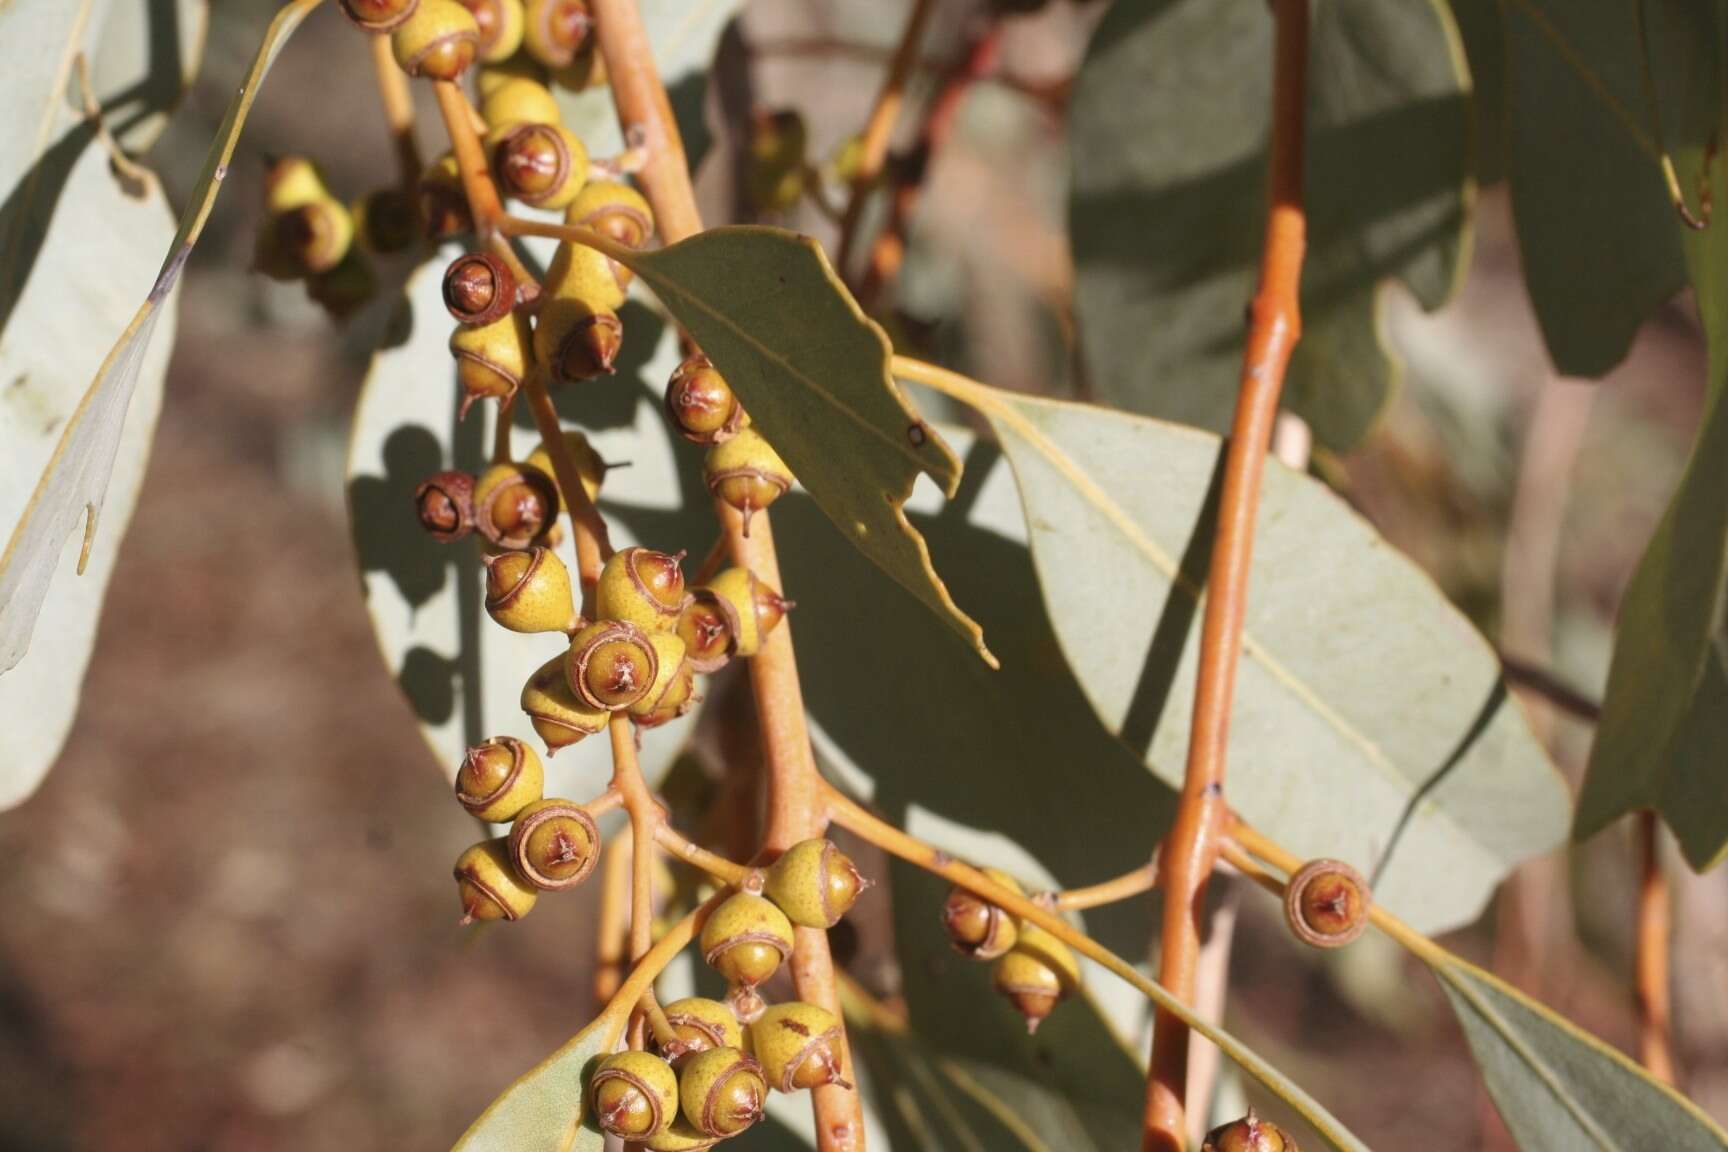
[2,0,1727,1149]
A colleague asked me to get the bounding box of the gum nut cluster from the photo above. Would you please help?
[413,430,606,548]
[252,155,387,322]
[941,870,1084,1032]
[449,735,601,923]
[662,356,796,537]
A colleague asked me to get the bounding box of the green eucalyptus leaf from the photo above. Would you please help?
[1579,137,1728,868]
[1430,952,1728,1150]
[346,257,699,791]
[0,142,177,810]
[0,0,322,673]
[90,0,210,153]
[1069,0,1471,451]
[621,227,993,666]
[1498,0,1717,376]
[915,382,1568,933]
[451,1010,618,1152]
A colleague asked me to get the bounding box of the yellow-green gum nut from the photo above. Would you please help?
[520,654,609,751]
[525,431,605,505]
[306,247,377,320]
[678,1047,766,1138]
[626,633,689,720]
[1013,921,1082,990]
[631,656,696,729]
[590,1050,678,1139]
[566,620,658,711]
[764,839,868,929]
[1202,1111,1300,1152]
[992,926,1080,1033]
[490,121,587,209]
[699,893,794,988]
[749,1002,850,1093]
[523,0,592,68]
[471,460,557,549]
[507,798,599,889]
[339,0,421,32]
[450,311,531,415]
[257,196,355,280]
[461,0,524,61]
[484,547,577,634]
[454,735,544,822]
[263,155,329,214]
[704,427,793,535]
[351,188,420,255]
[391,0,480,79]
[567,179,654,247]
[477,54,547,97]
[705,567,789,658]
[454,837,538,923]
[544,237,628,311]
[941,868,1022,960]
[659,998,745,1056]
[643,1118,720,1152]
[548,39,603,92]
[746,109,809,214]
[675,590,737,673]
[419,151,472,238]
[597,546,687,632]
[533,293,623,382]
[480,74,559,129]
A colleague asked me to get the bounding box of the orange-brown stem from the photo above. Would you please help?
[1636,811,1676,1084]
[1143,3,1307,1148]
[1052,863,1158,912]
[589,2,862,1146]
[369,33,422,194]
[654,821,755,887]
[594,829,633,1009]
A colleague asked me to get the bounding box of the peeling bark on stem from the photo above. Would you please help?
[1143,3,1307,1148]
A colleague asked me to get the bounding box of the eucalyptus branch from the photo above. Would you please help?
[1050,863,1159,912]
[654,821,757,888]
[1636,811,1676,1083]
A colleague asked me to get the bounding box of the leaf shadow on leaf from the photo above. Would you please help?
[99,0,189,145]
[0,123,99,334]
[1371,677,1506,887]
[398,645,460,729]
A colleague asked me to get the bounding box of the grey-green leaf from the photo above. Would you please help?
[1432,953,1728,1150]
[90,0,210,154]
[1577,139,1728,868]
[450,1011,616,1152]
[929,384,1568,934]
[1069,0,1471,451]
[623,227,993,665]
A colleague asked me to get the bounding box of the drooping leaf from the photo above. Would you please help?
[1498,0,1717,376]
[620,226,993,666]
[450,1009,618,1152]
[0,0,323,673]
[1578,136,1728,868]
[0,141,177,810]
[347,259,698,790]
[909,379,1568,933]
[1430,952,1728,1151]
[90,0,211,153]
[1068,0,1471,451]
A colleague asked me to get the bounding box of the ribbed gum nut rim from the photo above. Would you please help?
[568,621,658,710]
[591,1065,664,1137]
[701,931,790,985]
[456,737,527,812]
[509,802,599,890]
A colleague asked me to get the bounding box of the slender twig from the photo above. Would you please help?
[585,2,862,1146]
[369,33,421,194]
[430,80,537,291]
[1636,811,1676,1083]
[1051,864,1158,911]
[654,821,756,887]
[1143,6,1306,1147]
[492,394,515,464]
[834,0,937,272]
[594,829,633,1009]
[520,367,614,596]
[1499,656,1602,723]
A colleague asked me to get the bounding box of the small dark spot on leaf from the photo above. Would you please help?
[907,423,927,447]
[781,1020,812,1037]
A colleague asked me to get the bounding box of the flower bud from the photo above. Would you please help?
[992,923,1080,1033]
[339,0,420,31]
[414,469,476,542]
[1283,859,1370,949]
[525,431,606,505]
[700,893,794,988]
[675,590,735,673]
[746,109,809,215]
[523,0,591,68]
[521,654,609,751]
[658,997,744,1058]
[352,187,420,254]
[941,868,1022,960]
[449,312,533,416]
[1203,1110,1299,1152]
[454,735,544,822]
[590,1050,678,1139]
[664,354,743,445]
[419,152,473,238]
[458,0,524,61]
[507,798,599,890]
[678,1047,765,1138]
[480,75,560,129]
[454,836,538,923]
[567,620,659,711]
[391,0,480,80]
[764,839,868,929]
[472,460,557,548]
[749,1002,851,1093]
[443,251,517,326]
[485,547,578,633]
[704,427,793,535]
[596,546,686,632]
[534,295,623,382]
[491,121,588,209]
[704,567,790,659]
